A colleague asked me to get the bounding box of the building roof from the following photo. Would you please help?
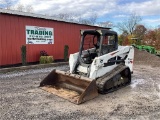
[0,8,104,28]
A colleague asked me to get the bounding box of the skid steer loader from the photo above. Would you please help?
[40,29,134,104]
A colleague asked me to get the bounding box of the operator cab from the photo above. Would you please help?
[74,29,118,76]
[79,29,118,64]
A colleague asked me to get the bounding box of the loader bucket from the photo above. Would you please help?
[40,69,98,104]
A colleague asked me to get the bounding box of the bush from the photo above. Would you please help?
[40,50,48,56]
[135,39,141,45]
[46,56,54,63]
[64,45,69,61]
[39,50,54,64]
[39,56,54,64]
[39,56,46,64]
[21,45,27,65]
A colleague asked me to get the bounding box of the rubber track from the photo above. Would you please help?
[96,64,130,94]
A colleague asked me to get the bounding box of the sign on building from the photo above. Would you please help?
[26,26,54,44]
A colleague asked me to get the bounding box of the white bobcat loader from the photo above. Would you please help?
[40,29,134,104]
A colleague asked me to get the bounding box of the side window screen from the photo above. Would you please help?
[83,35,98,50]
[102,36,108,45]
[101,35,116,55]
[108,35,115,45]
[102,35,115,45]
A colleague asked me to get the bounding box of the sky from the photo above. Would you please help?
[0,0,160,29]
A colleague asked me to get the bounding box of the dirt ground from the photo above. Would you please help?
[0,49,160,120]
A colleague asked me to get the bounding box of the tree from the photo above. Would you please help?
[118,35,124,45]
[51,13,98,25]
[25,5,34,13]
[118,31,128,45]
[0,1,34,12]
[88,13,97,25]
[78,18,92,25]
[116,13,142,35]
[76,13,98,25]
[122,30,129,37]
[133,24,147,40]
[143,28,160,49]
[14,4,34,13]
[118,30,136,45]
[97,21,113,28]
[0,0,13,9]
[51,13,76,22]
[16,3,25,12]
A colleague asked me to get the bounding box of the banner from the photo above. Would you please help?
[26,26,54,44]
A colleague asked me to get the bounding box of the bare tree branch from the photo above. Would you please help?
[16,3,25,12]
[97,21,113,28]
[89,13,97,25]
[51,13,97,25]
[25,5,34,13]
[116,13,142,35]
[0,0,13,9]
[51,13,76,22]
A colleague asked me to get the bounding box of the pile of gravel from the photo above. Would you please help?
[134,48,160,67]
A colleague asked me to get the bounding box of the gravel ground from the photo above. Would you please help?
[0,49,160,120]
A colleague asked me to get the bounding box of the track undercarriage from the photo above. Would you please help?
[96,64,131,94]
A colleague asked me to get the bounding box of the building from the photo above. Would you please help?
[0,9,103,67]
